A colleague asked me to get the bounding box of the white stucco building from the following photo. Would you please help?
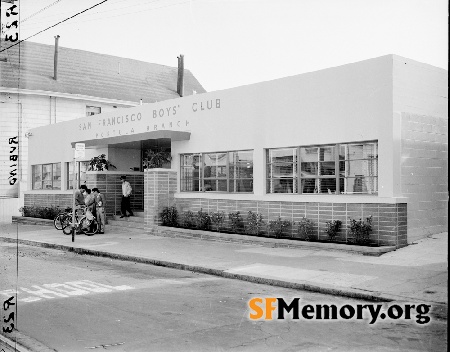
[24,54,448,245]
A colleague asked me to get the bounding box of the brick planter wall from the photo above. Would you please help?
[144,169,177,227]
[175,198,407,248]
[24,193,72,209]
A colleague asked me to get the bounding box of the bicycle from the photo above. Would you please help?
[62,207,99,236]
[53,207,73,230]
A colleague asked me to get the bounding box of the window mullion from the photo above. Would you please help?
[335,144,340,194]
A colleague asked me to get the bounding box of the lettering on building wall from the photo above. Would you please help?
[8,136,18,185]
[153,105,178,118]
[192,99,221,112]
[89,98,221,139]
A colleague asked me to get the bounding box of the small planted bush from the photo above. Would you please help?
[349,216,373,245]
[228,211,244,233]
[180,210,196,229]
[210,211,225,232]
[268,217,291,238]
[19,205,60,220]
[246,211,265,236]
[196,209,211,231]
[160,206,178,227]
[296,217,315,241]
[325,220,342,242]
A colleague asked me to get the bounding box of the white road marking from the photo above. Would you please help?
[0,277,220,304]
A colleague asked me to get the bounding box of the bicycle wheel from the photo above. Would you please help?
[54,213,71,230]
[82,218,99,236]
[62,221,75,235]
[54,213,65,230]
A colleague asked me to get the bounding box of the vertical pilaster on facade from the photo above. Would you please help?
[144,169,177,228]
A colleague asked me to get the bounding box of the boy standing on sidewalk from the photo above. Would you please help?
[92,188,106,234]
[120,175,134,218]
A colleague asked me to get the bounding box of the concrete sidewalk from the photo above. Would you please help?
[0,223,447,317]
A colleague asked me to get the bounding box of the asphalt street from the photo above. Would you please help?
[0,243,447,352]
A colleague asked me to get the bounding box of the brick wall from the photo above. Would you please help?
[86,172,144,216]
[401,113,448,242]
[24,193,72,209]
[144,169,177,226]
[174,198,407,247]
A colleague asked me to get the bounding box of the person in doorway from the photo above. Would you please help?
[92,188,106,234]
[120,175,134,218]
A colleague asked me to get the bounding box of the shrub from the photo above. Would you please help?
[19,205,60,220]
[228,211,244,233]
[160,206,178,227]
[296,217,315,241]
[268,217,291,238]
[196,209,211,231]
[246,211,265,236]
[210,211,225,232]
[180,210,196,229]
[349,216,373,245]
[325,220,342,242]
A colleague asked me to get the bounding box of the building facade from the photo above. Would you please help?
[24,55,448,245]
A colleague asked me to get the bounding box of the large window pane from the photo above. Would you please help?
[267,179,296,193]
[79,161,89,186]
[180,154,201,192]
[229,179,253,192]
[268,163,296,178]
[203,153,227,178]
[268,148,297,163]
[52,163,61,190]
[340,176,378,194]
[32,165,42,190]
[42,164,52,190]
[204,179,227,192]
[181,151,253,193]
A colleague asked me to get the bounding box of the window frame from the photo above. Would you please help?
[32,163,61,190]
[86,105,101,117]
[266,141,378,195]
[180,150,254,193]
[67,160,90,190]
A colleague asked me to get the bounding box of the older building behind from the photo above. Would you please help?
[0,40,205,221]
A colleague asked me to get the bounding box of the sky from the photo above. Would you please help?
[1,0,448,92]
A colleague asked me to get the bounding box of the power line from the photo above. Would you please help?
[19,0,187,31]
[20,0,65,23]
[0,0,110,53]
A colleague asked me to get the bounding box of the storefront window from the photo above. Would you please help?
[67,161,90,189]
[266,141,378,195]
[32,163,61,190]
[300,146,337,194]
[181,150,253,193]
[339,142,378,194]
[266,148,297,193]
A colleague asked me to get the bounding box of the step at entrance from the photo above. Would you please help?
[107,211,145,231]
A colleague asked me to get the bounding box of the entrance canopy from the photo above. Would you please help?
[71,130,190,148]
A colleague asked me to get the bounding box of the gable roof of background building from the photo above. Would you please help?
[0,40,206,103]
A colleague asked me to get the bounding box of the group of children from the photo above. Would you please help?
[74,184,106,234]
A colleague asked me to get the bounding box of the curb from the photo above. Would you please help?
[0,330,56,352]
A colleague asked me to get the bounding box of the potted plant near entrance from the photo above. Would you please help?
[142,149,172,169]
[88,154,116,171]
